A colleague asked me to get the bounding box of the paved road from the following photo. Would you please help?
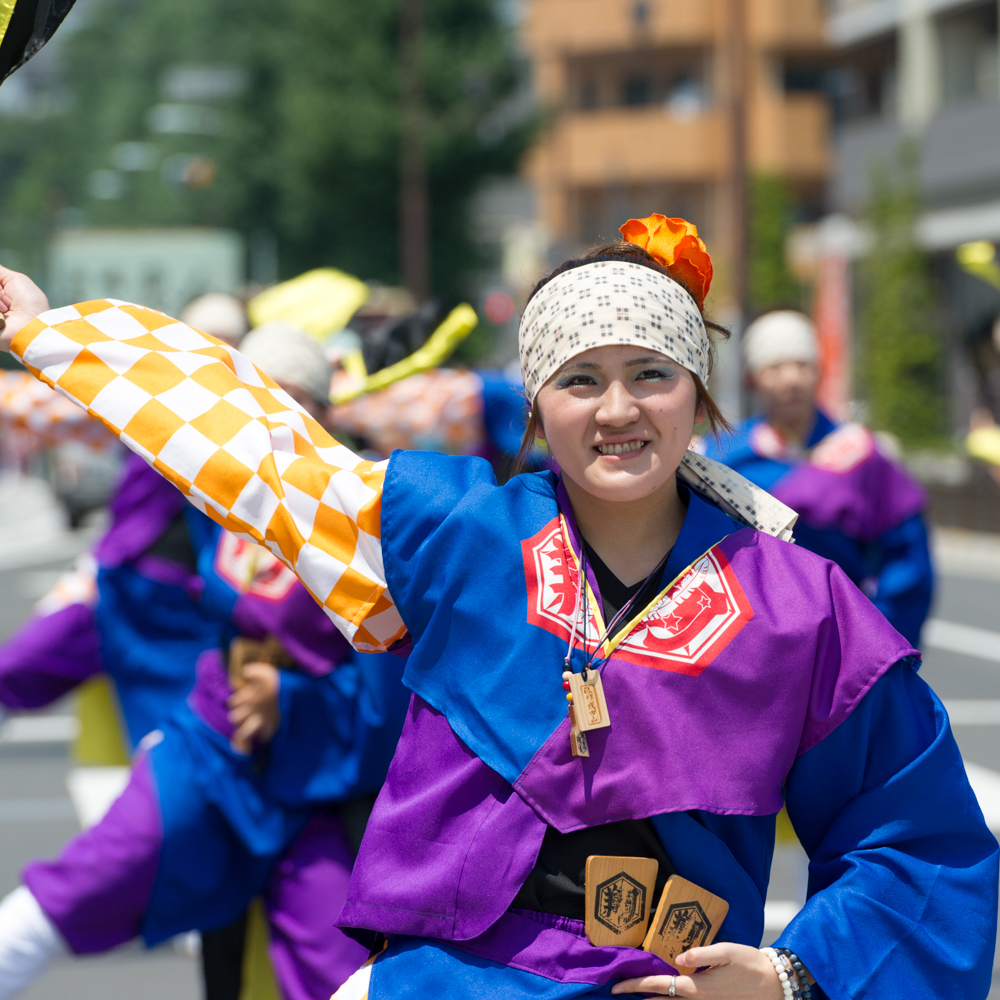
[0,493,998,997]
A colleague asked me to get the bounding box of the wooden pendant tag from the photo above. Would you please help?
[568,671,611,732]
[568,705,589,757]
[642,875,729,973]
[584,856,659,948]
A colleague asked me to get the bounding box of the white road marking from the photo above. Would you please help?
[924,619,1000,663]
[944,700,1000,725]
[0,715,78,744]
[964,763,1000,832]
[66,766,131,829]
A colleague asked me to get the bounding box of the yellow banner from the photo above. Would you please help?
[0,0,18,51]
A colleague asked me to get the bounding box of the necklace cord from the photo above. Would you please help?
[580,543,671,673]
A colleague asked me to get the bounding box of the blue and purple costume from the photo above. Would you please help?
[333,453,996,1000]
[0,453,217,748]
[703,412,933,646]
[10,481,409,1000]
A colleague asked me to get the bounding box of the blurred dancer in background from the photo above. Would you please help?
[180,293,249,348]
[702,310,933,646]
[0,427,211,755]
[0,323,410,1000]
[329,295,529,470]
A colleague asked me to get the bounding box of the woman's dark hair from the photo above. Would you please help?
[514,241,733,471]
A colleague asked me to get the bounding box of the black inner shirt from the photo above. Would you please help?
[510,543,675,922]
[584,541,669,640]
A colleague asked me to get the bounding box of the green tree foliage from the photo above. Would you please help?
[856,154,946,448]
[748,174,802,316]
[0,0,533,299]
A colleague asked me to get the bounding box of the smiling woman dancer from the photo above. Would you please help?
[0,216,996,1000]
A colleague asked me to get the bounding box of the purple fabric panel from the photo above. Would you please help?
[264,813,369,999]
[455,908,677,985]
[515,531,916,831]
[186,648,234,739]
[95,453,187,569]
[773,450,927,544]
[231,582,352,678]
[23,754,162,954]
[339,697,546,942]
[0,603,103,709]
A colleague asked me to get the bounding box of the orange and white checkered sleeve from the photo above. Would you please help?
[11,299,406,653]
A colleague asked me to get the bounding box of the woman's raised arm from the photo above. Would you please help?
[0,266,405,653]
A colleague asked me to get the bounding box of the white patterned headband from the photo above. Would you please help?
[518,260,709,404]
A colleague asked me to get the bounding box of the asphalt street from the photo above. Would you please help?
[0,488,997,998]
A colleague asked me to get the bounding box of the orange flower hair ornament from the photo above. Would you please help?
[619,215,713,310]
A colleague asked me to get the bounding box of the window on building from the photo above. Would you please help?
[580,78,599,110]
[623,74,653,106]
[783,62,828,93]
[830,36,897,122]
[939,3,999,106]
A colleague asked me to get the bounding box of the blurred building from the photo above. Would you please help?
[828,0,1000,426]
[830,0,999,228]
[47,228,245,318]
[522,0,831,281]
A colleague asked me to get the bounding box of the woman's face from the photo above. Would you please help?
[534,344,705,503]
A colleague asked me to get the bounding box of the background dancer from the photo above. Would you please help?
[702,310,934,646]
[0,220,995,998]
[0,449,219,757]
[0,321,410,1000]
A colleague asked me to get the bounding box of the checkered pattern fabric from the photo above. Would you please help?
[12,299,405,653]
[679,452,797,542]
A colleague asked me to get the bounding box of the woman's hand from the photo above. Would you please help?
[611,943,783,997]
[0,264,50,351]
[227,662,281,753]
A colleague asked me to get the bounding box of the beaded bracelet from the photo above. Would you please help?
[778,948,813,1000]
[760,947,813,1000]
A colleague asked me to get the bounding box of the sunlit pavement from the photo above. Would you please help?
[0,484,999,997]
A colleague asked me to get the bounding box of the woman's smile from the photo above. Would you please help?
[594,439,650,458]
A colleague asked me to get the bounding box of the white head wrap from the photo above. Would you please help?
[516,258,798,542]
[518,261,708,403]
[180,293,248,346]
[240,321,332,405]
[743,311,818,375]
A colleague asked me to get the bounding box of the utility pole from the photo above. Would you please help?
[726,0,748,318]
[399,0,430,302]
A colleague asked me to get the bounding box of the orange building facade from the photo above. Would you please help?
[522,0,832,281]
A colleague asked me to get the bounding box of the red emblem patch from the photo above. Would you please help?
[808,423,874,474]
[215,531,298,601]
[521,517,753,677]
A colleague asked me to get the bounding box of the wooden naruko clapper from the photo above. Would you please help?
[642,875,729,974]
[584,859,729,974]
[584,856,659,949]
